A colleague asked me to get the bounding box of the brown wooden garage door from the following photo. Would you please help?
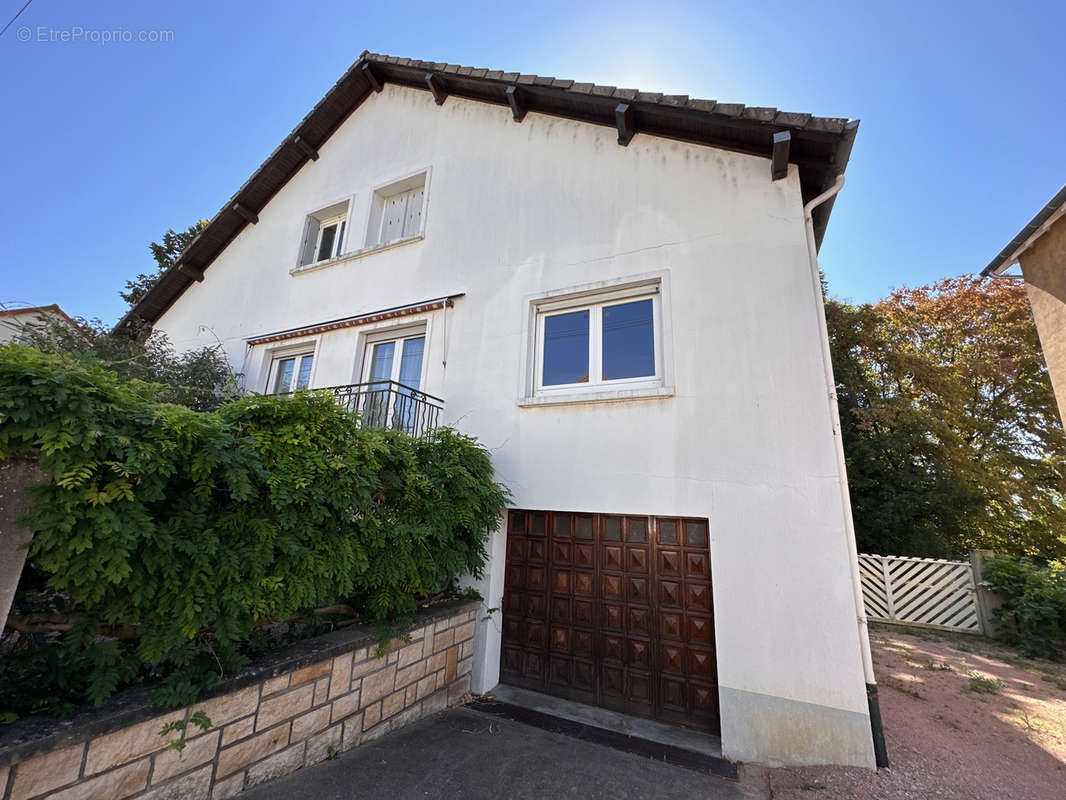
[500,510,719,735]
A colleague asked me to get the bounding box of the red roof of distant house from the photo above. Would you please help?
[0,304,75,324]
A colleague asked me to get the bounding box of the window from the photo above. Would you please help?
[361,330,427,431]
[365,171,427,248]
[313,215,346,262]
[363,332,426,389]
[298,200,350,266]
[270,352,314,393]
[528,281,666,402]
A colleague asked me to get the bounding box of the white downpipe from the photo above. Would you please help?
[802,175,876,686]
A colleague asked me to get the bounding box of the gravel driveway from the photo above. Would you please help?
[770,626,1066,800]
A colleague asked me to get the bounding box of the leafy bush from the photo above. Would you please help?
[16,313,237,411]
[967,671,1006,694]
[0,344,508,713]
[981,555,1066,658]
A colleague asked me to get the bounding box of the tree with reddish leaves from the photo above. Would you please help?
[827,276,1066,559]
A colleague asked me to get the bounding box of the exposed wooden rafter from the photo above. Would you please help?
[362,63,383,93]
[425,73,447,105]
[771,131,791,181]
[505,86,526,122]
[231,202,259,225]
[178,263,205,282]
[292,135,319,162]
[615,103,635,146]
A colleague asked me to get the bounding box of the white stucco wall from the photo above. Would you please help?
[154,83,874,768]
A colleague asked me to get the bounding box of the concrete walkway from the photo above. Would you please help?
[239,707,767,800]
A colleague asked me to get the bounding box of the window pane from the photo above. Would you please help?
[602,298,655,380]
[317,223,338,261]
[542,309,589,385]
[295,355,313,390]
[273,357,295,393]
[336,221,346,255]
[398,337,424,389]
[370,341,395,382]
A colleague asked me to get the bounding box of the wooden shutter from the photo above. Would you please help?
[382,194,408,243]
[401,187,424,237]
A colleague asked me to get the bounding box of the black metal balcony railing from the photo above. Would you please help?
[329,380,444,437]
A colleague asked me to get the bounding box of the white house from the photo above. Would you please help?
[121,52,878,769]
[0,304,74,344]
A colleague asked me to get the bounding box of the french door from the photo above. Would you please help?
[361,334,425,431]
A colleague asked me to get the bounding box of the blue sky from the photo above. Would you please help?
[1,0,1063,325]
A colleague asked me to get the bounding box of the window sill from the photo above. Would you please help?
[518,386,674,408]
[290,234,424,276]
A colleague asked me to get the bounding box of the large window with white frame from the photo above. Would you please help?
[531,283,663,398]
[269,350,315,394]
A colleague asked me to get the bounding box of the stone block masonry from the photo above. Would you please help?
[0,601,478,800]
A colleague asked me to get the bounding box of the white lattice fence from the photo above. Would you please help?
[858,554,981,633]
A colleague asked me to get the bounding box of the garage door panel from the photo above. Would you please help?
[660,549,682,576]
[687,615,714,645]
[627,577,650,605]
[551,597,570,624]
[575,544,595,569]
[574,599,595,626]
[502,510,718,735]
[660,580,682,608]
[603,603,624,631]
[527,540,546,562]
[574,572,594,596]
[660,612,683,640]
[602,574,624,601]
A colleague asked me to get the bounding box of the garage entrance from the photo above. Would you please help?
[500,510,719,735]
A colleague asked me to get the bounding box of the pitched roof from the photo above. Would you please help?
[118,51,859,332]
[982,184,1066,276]
[0,304,75,324]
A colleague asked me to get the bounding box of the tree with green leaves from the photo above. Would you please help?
[120,220,208,307]
[828,276,1066,559]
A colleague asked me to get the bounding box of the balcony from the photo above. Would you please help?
[328,380,444,437]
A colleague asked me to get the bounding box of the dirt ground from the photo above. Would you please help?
[769,625,1066,800]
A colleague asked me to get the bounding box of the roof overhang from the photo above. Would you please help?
[117,51,859,334]
[982,184,1066,276]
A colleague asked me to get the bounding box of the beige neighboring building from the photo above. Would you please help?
[984,185,1066,426]
[0,304,74,344]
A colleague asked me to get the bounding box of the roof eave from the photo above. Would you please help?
[981,184,1066,277]
[117,52,858,333]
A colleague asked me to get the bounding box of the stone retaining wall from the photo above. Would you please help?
[0,601,478,800]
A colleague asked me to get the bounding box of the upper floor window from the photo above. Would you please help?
[271,351,314,393]
[298,200,350,267]
[523,278,669,405]
[366,171,428,248]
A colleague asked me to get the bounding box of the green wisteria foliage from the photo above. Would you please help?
[0,344,508,711]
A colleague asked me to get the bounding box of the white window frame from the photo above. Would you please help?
[296,197,354,268]
[312,213,347,263]
[520,274,674,406]
[259,338,321,394]
[359,323,430,391]
[268,350,316,394]
[364,168,430,249]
